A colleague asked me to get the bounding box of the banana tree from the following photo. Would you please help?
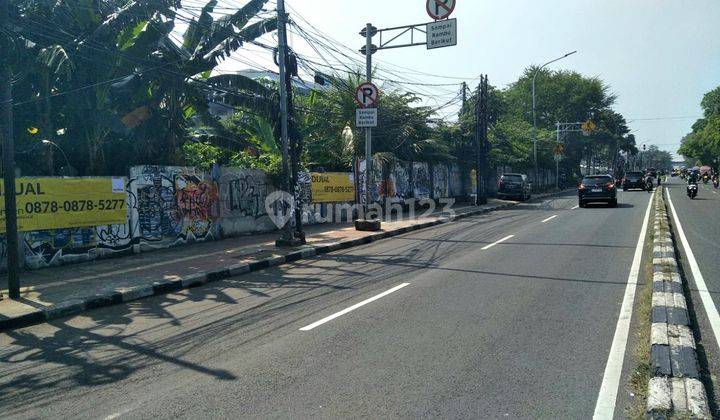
[109,0,280,166]
[11,0,279,174]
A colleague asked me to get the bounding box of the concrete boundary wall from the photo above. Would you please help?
[4,161,485,271]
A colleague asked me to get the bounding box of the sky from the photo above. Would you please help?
[195,0,720,159]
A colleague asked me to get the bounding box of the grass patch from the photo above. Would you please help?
[626,203,658,419]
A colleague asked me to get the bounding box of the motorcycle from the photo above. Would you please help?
[703,175,709,184]
[645,177,654,192]
[687,183,698,199]
[713,178,719,189]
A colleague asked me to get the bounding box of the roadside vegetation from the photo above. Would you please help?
[679,86,720,169]
[8,0,636,181]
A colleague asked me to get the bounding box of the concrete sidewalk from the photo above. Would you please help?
[0,193,565,330]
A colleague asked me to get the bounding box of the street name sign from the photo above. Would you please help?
[426,0,456,20]
[356,108,378,128]
[426,19,457,49]
[354,82,379,108]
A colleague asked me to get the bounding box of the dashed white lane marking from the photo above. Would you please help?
[665,190,720,351]
[481,235,514,250]
[541,215,558,223]
[104,407,135,420]
[593,189,654,419]
[299,283,410,331]
[571,205,580,210]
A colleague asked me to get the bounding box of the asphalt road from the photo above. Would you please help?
[664,176,720,410]
[0,190,655,419]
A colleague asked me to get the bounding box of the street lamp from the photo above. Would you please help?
[532,50,577,190]
[42,139,72,175]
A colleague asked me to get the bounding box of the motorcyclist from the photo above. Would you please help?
[687,171,699,185]
[643,170,655,191]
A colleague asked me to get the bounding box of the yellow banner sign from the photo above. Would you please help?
[0,177,127,232]
[310,172,355,203]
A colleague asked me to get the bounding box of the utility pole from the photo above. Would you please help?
[1,0,20,299]
[275,0,300,247]
[475,75,489,205]
[556,122,561,190]
[461,82,467,111]
[481,75,489,204]
[284,50,305,244]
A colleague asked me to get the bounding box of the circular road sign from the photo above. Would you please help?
[355,82,379,108]
[426,0,456,20]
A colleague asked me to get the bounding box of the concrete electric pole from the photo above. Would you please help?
[1,0,20,299]
[275,0,301,246]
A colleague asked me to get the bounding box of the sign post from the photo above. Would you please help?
[355,3,458,230]
[354,23,382,231]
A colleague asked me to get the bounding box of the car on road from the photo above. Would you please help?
[578,174,617,207]
[497,173,531,201]
[622,171,645,190]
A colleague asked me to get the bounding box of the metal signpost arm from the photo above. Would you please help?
[376,23,428,50]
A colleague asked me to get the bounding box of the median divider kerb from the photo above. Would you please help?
[646,187,711,419]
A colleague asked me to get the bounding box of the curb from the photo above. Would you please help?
[0,190,568,331]
[646,188,711,419]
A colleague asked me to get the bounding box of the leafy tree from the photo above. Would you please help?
[679,86,720,169]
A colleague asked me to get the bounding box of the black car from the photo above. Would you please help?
[578,175,617,207]
[622,171,645,190]
[497,173,531,201]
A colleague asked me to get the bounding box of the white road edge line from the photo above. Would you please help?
[299,283,410,331]
[593,189,654,419]
[571,205,580,210]
[541,215,558,223]
[481,235,514,250]
[665,189,720,350]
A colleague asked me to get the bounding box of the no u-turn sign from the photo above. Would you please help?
[427,0,456,20]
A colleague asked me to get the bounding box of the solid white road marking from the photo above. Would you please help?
[571,205,580,210]
[481,235,514,250]
[299,283,410,331]
[541,215,558,223]
[593,189,654,419]
[665,190,720,350]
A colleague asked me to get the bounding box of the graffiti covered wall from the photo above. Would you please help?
[217,168,278,236]
[1,159,503,272]
[433,165,449,199]
[128,166,221,251]
[448,164,464,197]
[413,162,431,199]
